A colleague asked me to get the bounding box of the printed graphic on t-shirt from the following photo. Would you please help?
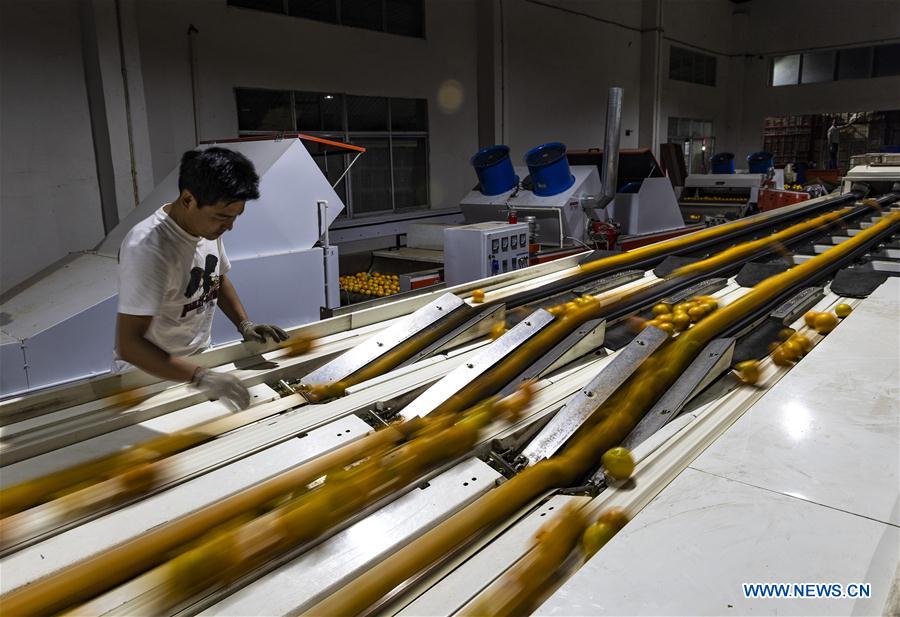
[180,254,221,318]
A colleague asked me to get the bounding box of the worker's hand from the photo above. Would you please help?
[191,368,251,410]
[239,320,289,343]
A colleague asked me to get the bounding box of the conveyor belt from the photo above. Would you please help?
[1,193,898,617]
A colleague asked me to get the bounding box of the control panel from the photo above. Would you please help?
[443,221,531,286]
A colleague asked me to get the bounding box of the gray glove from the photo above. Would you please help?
[191,368,250,410]
[239,319,289,343]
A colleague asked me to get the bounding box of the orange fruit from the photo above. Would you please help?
[651,303,670,316]
[597,507,630,531]
[581,522,617,557]
[672,311,691,331]
[471,289,485,303]
[655,313,674,324]
[688,306,705,322]
[601,447,635,481]
[656,322,676,335]
[782,339,804,359]
[771,347,792,367]
[735,360,760,385]
[777,327,796,342]
[834,303,852,318]
[813,312,838,334]
[790,333,812,353]
[803,310,821,327]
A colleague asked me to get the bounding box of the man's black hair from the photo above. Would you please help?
[178,147,260,207]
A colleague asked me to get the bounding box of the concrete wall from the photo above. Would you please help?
[657,0,746,160]
[500,0,644,156]
[134,0,479,210]
[0,0,104,294]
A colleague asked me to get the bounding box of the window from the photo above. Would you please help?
[669,46,717,87]
[772,54,800,86]
[801,51,836,84]
[773,43,900,86]
[227,0,423,38]
[235,88,430,218]
[874,43,900,77]
[837,47,873,80]
[667,117,714,174]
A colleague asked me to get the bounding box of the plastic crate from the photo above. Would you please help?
[758,189,810,212]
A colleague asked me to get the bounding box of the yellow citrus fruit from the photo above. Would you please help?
[601,447,635,481]
[651,303,670,316]
[834,303,852,318]
[777,327,796,342]
[672,311,691,331]
[655,313,674,324]
[656,322,675,335]
[471,289,485,303]
[790,333,812,353]
[581,522,617,557]
[803,310,821,327]
[688,306,705,322]
[782,339,804,359]
[735,360,760,385]
[597,507,630,531]
[814,312,838,334]
[771,347,792,367]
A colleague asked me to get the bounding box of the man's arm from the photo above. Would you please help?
[116,313,251,409]
[216,274,249,329]
[116,314,198,382]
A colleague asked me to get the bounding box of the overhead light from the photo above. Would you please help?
[324,95,334,100]
[701,145,707,151]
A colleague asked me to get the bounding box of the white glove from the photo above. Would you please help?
[191,368,250,410]
[239,319,289,343]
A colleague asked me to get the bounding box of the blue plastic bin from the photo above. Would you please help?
[470,145,518,196]
[524,142,575,196]
[747,151,774,174]
[711,152,735,174]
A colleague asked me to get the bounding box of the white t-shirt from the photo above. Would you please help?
[827,125,840,145]
[116,205,231,360]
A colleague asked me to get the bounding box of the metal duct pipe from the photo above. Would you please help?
[597,87,624,211]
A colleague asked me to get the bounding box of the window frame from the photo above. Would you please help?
[234,87,431,220]
[668,45,717,87]
[226,0,425,39]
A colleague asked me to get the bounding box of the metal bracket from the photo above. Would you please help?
[400,309,557,418]
[620,337,735,452]
[539,320,606,376]
[571,270,645,296]
[660,278,728,305]
[769,286,825,325]
[300,293,468,388]
[519,326,669,466]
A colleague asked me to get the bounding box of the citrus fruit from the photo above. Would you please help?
[601,447,635,481]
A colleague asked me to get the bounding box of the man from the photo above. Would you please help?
[115,147,288,410]
[827,118,841,168]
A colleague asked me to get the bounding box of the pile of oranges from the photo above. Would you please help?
[768,303,851,367]
[339,272,401,298]
[641,295,719,336]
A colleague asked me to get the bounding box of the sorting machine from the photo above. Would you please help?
[2,180,899,616]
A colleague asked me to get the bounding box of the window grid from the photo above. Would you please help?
[235,88,429,219]
[771,43,900,86]
[227,0,424,38]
